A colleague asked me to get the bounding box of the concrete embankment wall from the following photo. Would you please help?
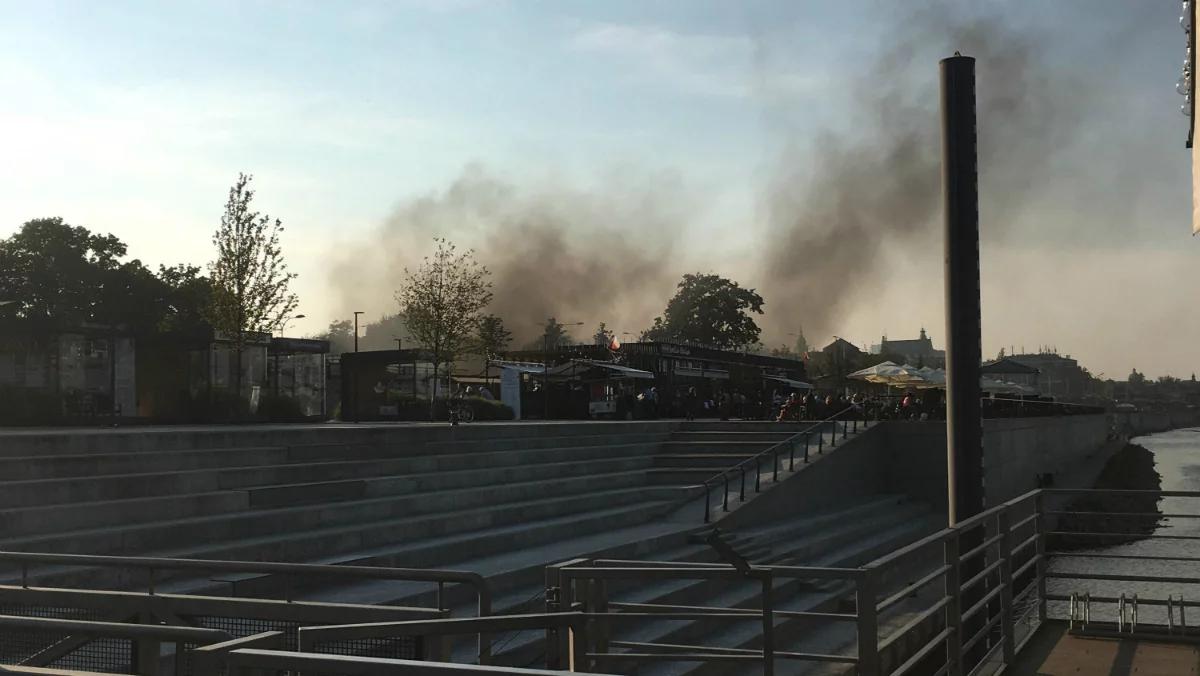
[723,415,1111,526]
[1112,410,1199,436]
[884,415,1109,507]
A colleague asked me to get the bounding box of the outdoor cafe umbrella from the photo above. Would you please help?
[848,362,930,393]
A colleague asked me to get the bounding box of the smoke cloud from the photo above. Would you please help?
[758,8,1077,343]
[332,6,1087,351]
[330,165,690,345]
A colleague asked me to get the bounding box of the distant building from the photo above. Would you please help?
[880,328,946,368]
[1009,352,1086,401]
[981,357,1041,391]
[821,337,863,359]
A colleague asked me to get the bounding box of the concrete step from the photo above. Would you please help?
[482,498,927,667]
[653,454,759,469]
[612,509,939,676]
[678,422,829,433]
[0,421,679,456]
[250,453,658,508]
[420,432,670,454]
[659,441,780,454]
[669,432,798,443]
[1,470,666,557]
[0,440,663,508]
[0,446,290,481]
[0,490,251,538]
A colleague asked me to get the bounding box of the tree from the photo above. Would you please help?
[361,313,409,351]
[537,317,575,349]
[643,273,765,349]
[0,217,201,336]
[312,319,355,354]
[770,344,794,358]
[793,326,809,356]
[593,322,614,347]
[1128,369,1146,385]
[206,173,300,400]
[156,264,213,334]
[397,238,493,412]
[476,314,512,357]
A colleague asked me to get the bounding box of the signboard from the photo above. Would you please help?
[501,367,522,420]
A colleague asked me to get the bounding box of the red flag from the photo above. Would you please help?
[609,336,622,351]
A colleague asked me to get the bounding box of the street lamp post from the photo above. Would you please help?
[351,311,364,423]
[275,314,306,396]
[352,312,364,353]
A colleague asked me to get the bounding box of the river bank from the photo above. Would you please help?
[1052,442,1163,550]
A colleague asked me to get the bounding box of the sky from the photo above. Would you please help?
[0,0,1194,379]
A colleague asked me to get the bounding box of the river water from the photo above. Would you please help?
[1046,427,1200,626]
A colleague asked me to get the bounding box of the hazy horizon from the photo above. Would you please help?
[0,0,1192,380]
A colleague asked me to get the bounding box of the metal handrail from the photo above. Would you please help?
[0,549,494,664]
[698,405,860,522]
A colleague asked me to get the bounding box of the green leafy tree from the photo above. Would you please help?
[642,273,765,349]
[0,217,202,337]
[593,322,614,347]
[155,264,213,334]
[476,314,512,357]
[206,173,300,398]
[397,238,493,412]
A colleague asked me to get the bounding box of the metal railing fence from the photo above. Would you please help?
[699,406,862,523]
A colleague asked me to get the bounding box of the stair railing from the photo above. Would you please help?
[699,406,862,523]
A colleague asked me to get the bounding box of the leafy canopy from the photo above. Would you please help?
[642,273,765,350]
[206,173,299,341]
[397,238,493,367]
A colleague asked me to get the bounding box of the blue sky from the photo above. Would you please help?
[0,1,1194,377]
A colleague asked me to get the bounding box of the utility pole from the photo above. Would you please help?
[942,52,987,673]
[942,53,984,526]
[353,311,363,353]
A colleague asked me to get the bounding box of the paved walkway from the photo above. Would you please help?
[1013,623,1200,675]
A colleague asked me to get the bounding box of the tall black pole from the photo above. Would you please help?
[943,53,988,673]
[543,333,550,420]
[942,54,984,526]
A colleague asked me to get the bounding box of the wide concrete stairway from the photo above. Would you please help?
[0,422,848,588]
[0,424,677,586]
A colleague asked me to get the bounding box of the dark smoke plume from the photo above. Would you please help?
[759,7,1076,342]
[330,165,688,344]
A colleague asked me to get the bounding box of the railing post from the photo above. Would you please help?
[755,460,762,492]
[945,533,964,676]
[856,567,879,676]
[740,467,746,502]
[704,484,711,523]
[723,475,730,512]
[818,429,824,453]
[998,508,1015,665]
[789,442,795,471]
[773,449,779,482]
[1034,492,1048,623]
[761,569,775,676]
[804,433,810,463]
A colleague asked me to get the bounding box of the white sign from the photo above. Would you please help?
[501,367,522,420]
